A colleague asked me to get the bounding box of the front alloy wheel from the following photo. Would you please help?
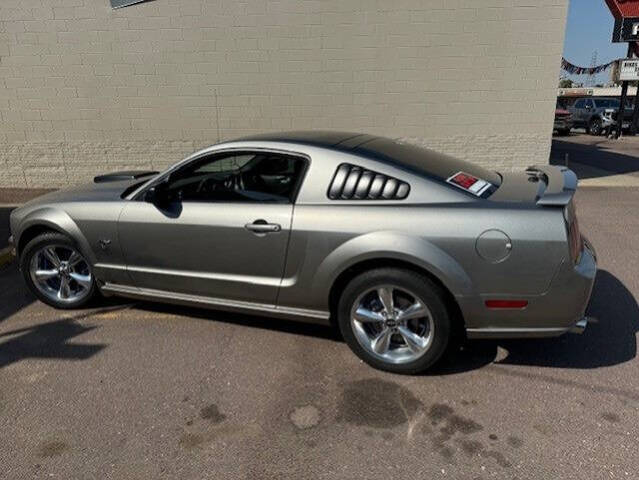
[589,118,602,136]
[21,232,97,309]
[29,245,92,304]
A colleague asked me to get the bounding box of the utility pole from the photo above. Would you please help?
[589,50,598,87]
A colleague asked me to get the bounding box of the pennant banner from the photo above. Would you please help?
[561,57,619,75]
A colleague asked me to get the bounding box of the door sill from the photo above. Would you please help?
[100,282,331,324]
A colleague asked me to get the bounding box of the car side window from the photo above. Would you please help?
[574,99,584,109]
[163,151,306,204]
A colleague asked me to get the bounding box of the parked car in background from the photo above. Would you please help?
[554,101,573,136]
[8,131,597,374]
[568,97,633,136]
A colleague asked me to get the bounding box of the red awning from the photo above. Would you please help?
[606,0,639,19]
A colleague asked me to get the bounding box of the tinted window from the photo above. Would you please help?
[353,138,502,186]
[593,99,620,109]
[574,99,585,108]
[164,152,306,203]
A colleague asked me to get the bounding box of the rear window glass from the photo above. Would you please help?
[353,138,502,187]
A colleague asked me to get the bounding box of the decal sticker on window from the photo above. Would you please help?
[446,171,492,196]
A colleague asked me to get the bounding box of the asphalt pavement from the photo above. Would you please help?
[0,185,638,479]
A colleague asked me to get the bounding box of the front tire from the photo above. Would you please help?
[588,118,602,136]
[20,232,96,309]
[337,268,451,374]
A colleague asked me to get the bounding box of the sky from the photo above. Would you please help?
[562,0,628,85]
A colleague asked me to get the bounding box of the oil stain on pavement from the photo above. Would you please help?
[337,378,520,468]
[601,412,620,423]
[337,378,423,428]
[200,403,226,423]
[179,403,261,450]
[37,439,69,457]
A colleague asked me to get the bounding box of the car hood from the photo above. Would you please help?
[21,177,149,208]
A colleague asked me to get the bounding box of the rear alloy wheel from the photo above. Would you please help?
[337,268,451,374]
[21,232,96,309]
[589,118,602,136]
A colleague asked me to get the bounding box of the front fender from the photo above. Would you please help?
[14,207,97,265]
[312,231,473,298]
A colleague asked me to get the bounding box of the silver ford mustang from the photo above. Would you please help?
[8,131,597,374]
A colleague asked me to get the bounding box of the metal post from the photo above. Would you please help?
[632,82,639,134]
[632,42,639,134]
[616,43,634,138]
[616,81,628,138]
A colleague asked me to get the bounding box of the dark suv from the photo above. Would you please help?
[568,97,633,135]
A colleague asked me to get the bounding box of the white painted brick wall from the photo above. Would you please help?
[0,0,568,187]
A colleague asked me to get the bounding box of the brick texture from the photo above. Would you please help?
[0,0,568,187]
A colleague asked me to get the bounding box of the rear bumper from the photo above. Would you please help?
[464,237,597,339]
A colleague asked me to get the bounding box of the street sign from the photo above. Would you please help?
[613,17,639,41]
[619,58,639,80]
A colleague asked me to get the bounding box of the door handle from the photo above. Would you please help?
[245,219,281,234]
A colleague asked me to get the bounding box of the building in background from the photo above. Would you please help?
[0,0,569,188]
[558,86,639,106]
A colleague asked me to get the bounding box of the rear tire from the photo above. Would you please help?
[337,268,451,374]
[20,232,97,309]
[558,128,571,136]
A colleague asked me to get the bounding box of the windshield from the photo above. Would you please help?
[352,137,502,188]
[594,99,620,109]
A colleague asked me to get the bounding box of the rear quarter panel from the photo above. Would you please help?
[279,201,568,320]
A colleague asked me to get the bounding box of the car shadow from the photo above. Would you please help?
[550,137,639,179]
[134,301,342,341]
[431,269,638,374]
[0,206,14,250]
[132,269,636,373]
[0,308,114,369]
[0,262,35,326]
[3,263,634,373]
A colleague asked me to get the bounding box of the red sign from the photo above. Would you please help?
[446,172,492,196]
[606,0,639,18]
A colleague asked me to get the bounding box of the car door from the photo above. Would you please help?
[584,99,595,123]
[117,150,308,305]
[571,99,585,125]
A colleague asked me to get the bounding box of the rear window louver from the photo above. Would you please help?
[327,163,410,200]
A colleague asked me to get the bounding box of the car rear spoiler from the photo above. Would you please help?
[526,165,577,206]
[94,170,158,183]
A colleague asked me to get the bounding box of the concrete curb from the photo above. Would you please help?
[0,246,14,268]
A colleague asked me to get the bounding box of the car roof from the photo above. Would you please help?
[231,130,376,150]
[227,130,502,190]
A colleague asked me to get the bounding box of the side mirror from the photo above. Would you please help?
[144,180,170,205]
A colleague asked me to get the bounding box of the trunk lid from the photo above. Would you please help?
[489,165,577,206]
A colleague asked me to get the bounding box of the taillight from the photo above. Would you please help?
[565,201,582,264]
